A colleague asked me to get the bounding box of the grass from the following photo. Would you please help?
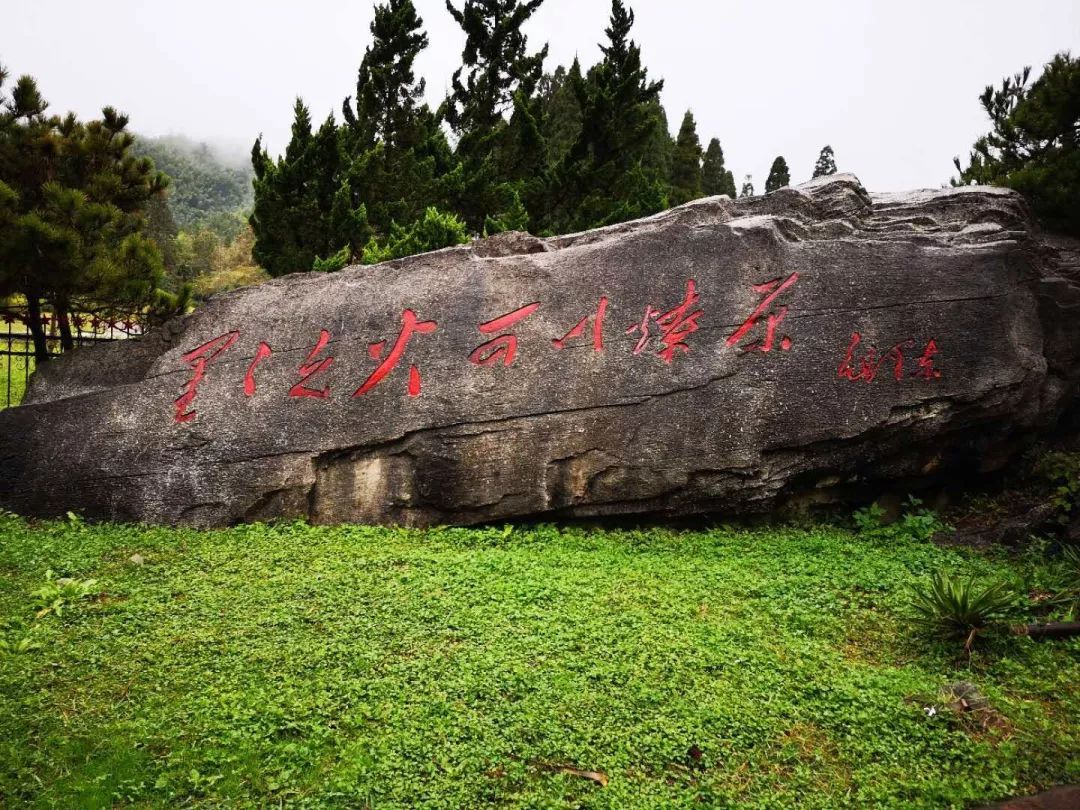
[0,512,1077,808]
[0,353,32,408]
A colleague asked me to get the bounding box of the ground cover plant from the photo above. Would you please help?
[0,510,1077,808]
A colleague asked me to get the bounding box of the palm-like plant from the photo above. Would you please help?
[909,571,1017,653]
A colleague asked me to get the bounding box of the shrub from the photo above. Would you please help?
[362,207,469,265]
[909,570,1018,652]
[1033,451,1080,524]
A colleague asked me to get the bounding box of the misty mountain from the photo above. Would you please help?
[134,134,253,234]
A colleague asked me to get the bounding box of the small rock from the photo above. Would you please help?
[940,681,989,712]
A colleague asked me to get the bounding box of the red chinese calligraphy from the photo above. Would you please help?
[626,280,703,363]
[552,297,608,351]
[913,339,942,379]
[289,330,334,398]
[243,342,273,397]
[469,302,540,366]
[838,332,916,383]
[353,309,437,397]
[726,273,799,352]
[174,331,239,423]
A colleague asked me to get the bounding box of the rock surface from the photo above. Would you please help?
[2,175,1079,527]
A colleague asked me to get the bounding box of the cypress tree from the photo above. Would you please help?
[669,109,703,205]
[764,156,790,192]
[443,0,549,229]
[343,0,428,153]
[701,137,737,197]
[342,0,452,237]
[541,0,667,232]
[250,102,371,278]
[812,144,837,178]
[739,174,754,198]
[537,61,583,166]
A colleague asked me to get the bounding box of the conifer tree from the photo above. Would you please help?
[740,174,754,198]
[537,62,583,166]
[443,0,548,228]
[341,0,453,237]
[540,0,667,232]
[669,109,703,205]
[250,102,370,277]
[954,52,1080,236]
[812,144,837,178]
[343,0,428,153]
[0,67,171,360]
[764,156,790,192]
[701,137,736,197]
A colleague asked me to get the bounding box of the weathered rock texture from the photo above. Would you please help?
[2,175,1079,527]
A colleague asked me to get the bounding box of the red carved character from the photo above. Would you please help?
[174,331,240,423]
[243,342,273,397]
[289,330,334,398]
[552,297,608,351]
[913,339,942,379]
[726,273,799,353]
[838,332,915,383]
[469,302,540,366]
[626,280,703,363]
[353,309,437,398]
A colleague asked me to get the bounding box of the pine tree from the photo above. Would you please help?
[764,156,790,192]
[540,0,667,232]
[954,52,1080,236]
[701,137,736,197]
[740,174,754,198]
[812,144,837,178]
[0,67,171,360]
[669,109,703,205]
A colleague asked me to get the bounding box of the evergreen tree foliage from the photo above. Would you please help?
[539,0,668,233]
[764,156,790,192]
[812,144,837,178]
[344,0,428,152]
[342,0,452,236]
[537,62,583,166]
[740,174,754,198]
[669,109,703,205]
[361,206,469,264]
[250,102,370,278]
[442,0,548,228]
[701,137,736,197]
[954,52,1080,236]
[251,0,456,277]
[0,65,172,360]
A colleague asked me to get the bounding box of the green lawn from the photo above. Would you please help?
[0,512,1077,808]
[0,352,32,408]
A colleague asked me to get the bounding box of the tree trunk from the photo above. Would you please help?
[1013,622,1080,639]
[24,295,50,364]
[55,295,74,353]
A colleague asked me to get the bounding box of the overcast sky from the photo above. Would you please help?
[4,1,1078,191]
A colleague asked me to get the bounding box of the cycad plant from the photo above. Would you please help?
[909,570,1017,653]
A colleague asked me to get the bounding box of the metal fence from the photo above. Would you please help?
[2,309,142,408]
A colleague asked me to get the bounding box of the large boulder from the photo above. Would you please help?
[2,175,1079,526]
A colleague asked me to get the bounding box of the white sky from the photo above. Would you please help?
[4,0,1078,191]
